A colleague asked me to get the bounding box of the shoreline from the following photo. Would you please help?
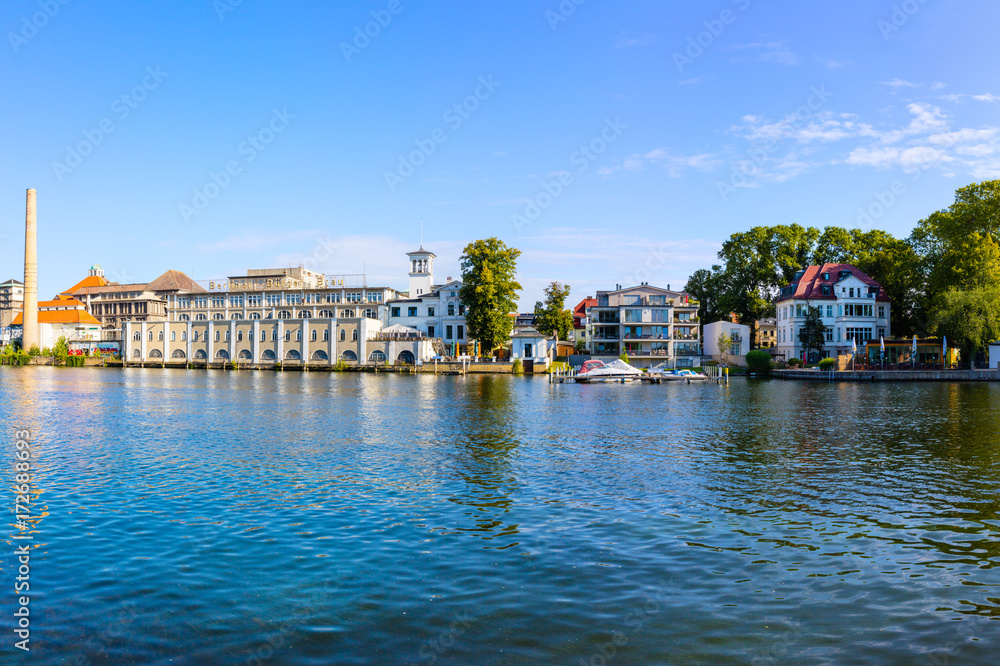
[772,368,1000,382]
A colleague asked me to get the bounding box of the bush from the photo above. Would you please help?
[745,350,773,375]
[818,358,837,371]
[27,344,41,357]
[65,356,85,367]
[512,359,524,375]
[619,352,630,364]
[333,359,349,372]
[41,347,51,357]
[787,357,802,368]
[230,360,238,370]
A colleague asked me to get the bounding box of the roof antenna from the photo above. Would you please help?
[420,218,423,250]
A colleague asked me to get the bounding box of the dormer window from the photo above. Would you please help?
[822,273,830,280]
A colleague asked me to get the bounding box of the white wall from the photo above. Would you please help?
[703,321,749,357]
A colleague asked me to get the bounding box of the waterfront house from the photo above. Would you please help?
[586,284,702,368]
[703,321,750,364]
[774,264,891,363]
[510,326,552,372]
[386,247,467,356]
[990,342,1000,369]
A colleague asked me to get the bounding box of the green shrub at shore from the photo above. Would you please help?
[512,359,524,375]
[818,358,837,371]
[745,350,772,375]
[787,357,802,368]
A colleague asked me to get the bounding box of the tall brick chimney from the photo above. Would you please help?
[22,188,39,351]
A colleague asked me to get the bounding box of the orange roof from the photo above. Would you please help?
[62,274,111,294]
[12,309,101,325]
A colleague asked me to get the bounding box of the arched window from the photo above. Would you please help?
[181,331,187,341]
[323,330,329,341]
[352,329,358,341]
[311,350,328,361]
[298,310,312,319]
[148,349,162,358]
[148,330,153,341]
[311,329,317,342]
[158,331,164,341]
[225,330,231,342]
[340,309,355,318]
[238,350,252,360]
[284,349,301,360]
[171,349,186,359]
[285,330,291,342]
[237,331,243,342]
[179,314,190,322]
[249,312,261,320]
[265,312,274,319]
[340,350,357,361]
[194,349,207,359]
[368,350,386,362]
[397,350,415,365]
[363,309,377,319]
[170,331,176,342]
[215,349,230,360]
[319,310,334,318]
[193,331,199,342]
[133,349,140,358]
[196,314,207,321]
[272,330,278,341]
[215,331,220,342]
[296,330,302,342]
[132,332,140,341]
[231,313,244,320]
[278,311,291,319]
[213,313,225,320]
[339,329,345,341]
[260,349,276,360]
[260,331,266,342]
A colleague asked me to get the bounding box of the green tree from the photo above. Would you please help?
[27,344,41,357]
[684,266,730,325]
[53,336,69,364]
[717,331,733,365]
[718,227,780,347]
[459,238,522,356]
[797,306,827,360]
[534,281,574,342]
[930,284,1000,364]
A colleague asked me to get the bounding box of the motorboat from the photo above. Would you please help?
[646,365,709,382]
[573,359,643,383]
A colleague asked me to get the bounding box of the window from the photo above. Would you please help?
[181,331,186,341]
[249,312,261,320]
[345,292,363,303]
[225,330,231,342]
[323,330,329,341]
[826,305,833,317]
[446,325,453,339]
[193,331,199,342]
[285,294,302,306]
[133,331,140,341]
[352,330,358,341]
[391,307,400,317]
[319,310,334,318]
[170,331,176,342]
[458,304,465,316]
[363,309,377,319]
[325,293,341,303]
[247,295,261,307]
[229,296,244,308]
[340,329,345,341]
[311,329,317,342]
[177,297,190,308]
[457,325,464,339]
[266,294,281,307]
[278,311,291,319]
[624,309,643,323]
[624,295,642,305]
[849,288,855,298]
[272,330,278,341]
[157,331,163,341]
[231,313,244,320]
[261,331,266,342]
[178,314,190,322]
[298,310,312,319]
[195,297,208,308]
[448,303,455,316]
[237,331,243,342]
[428,325,435,337]
[822,286,831,295]
[213,313,225,320]
[878,306,886,318]
[285,330,291,342]
[215,331,220,342]
[212,296,225,308]
[427,307,435,317]
[340,309,355,318]
[408,307,417,317]
[296,330,302,341]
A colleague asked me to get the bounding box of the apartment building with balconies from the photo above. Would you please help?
[586,283,702,368]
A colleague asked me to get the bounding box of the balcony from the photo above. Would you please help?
[672,334,698,341]
[674,317,699,324]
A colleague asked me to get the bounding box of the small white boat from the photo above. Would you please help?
[646,365,709,382]
[574,359,643,383]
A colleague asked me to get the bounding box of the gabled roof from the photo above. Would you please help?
[13,300,101,326]
[63,274,111,293]
[146,270,206,293]
[1,278,24,286]
[776,263,890,303]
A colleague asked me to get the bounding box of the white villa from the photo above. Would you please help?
[774,263,891,363]
[386,247,468,355]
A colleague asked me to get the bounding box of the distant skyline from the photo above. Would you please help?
[3,1,999,308]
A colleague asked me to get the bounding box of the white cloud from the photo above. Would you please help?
[599,148,721,178]
[879,78,919,89]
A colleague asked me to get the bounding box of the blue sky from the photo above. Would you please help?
[2,0,999,308]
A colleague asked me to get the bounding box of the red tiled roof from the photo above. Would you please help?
[573,297,596,328]
[776,263,891,303]
[62,274,110,293]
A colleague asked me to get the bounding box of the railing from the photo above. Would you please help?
[674,317,699,323]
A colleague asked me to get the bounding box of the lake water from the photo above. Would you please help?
[2,368,998,664]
